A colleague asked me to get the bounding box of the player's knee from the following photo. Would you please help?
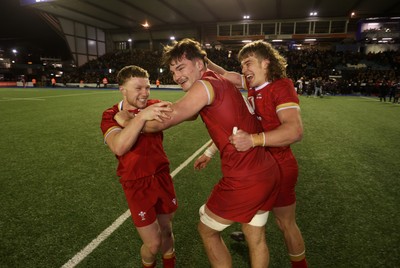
[248,211,269,227]
[274,216,286,231]
[274,215,298,232]
[160,226,173,241]
[198,204,231,231]
[142,240,161,256]
[159,220,172,234]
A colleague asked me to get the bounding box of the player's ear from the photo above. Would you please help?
[262,58,270,69]
[196,58,205,70]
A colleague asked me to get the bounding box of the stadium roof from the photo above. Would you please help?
[23,0,400,33]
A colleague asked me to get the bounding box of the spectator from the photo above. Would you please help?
[102,77,108,88]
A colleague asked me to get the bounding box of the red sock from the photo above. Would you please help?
[162,251,176,268]
[291,258,308,268]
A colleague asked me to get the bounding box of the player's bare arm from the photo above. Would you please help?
[114,101,173,127]
[206,57,243,89]
[143,81,210,133]
[106,102,172,156]
[114,110,135,127]
[105,114,147,156]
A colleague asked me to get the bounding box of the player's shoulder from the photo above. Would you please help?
[200,71,226,88]
[272,78,294,87]
[270,78,296,93]
[102,103,118,115]
[147,99,161,106]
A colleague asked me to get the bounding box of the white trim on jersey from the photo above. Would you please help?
[198,80,212,105]
[276,105,300,113]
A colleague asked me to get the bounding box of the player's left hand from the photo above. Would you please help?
[194,154,212,170]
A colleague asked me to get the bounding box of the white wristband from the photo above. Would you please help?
[204,143,218,158]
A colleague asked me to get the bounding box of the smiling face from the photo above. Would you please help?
[240,54,270,88]
[169,54,203,92]
[120,76,150,110]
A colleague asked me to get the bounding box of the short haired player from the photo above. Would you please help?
[100,65,177,268]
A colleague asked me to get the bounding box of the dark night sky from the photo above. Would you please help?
[0,0,71,60]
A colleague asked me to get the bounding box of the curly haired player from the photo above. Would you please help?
[197,40,308,268]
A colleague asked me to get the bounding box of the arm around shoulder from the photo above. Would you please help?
[206,57,243,89]
[143,81,209,133]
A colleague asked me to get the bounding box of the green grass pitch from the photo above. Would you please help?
[0,87,399,267]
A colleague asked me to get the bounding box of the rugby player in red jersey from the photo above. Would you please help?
[101,65,176,268]
[122,38,281,267]
[199,40,308,268]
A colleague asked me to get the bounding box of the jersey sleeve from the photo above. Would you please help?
[273,79,300,113]
[100,107,122,144]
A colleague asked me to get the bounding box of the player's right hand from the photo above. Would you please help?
[141,101,173,122]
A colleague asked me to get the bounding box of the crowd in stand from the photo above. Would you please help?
[62,49,163,85]
[61,45,400,100]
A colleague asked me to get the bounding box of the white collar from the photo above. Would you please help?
[255,81,270,91]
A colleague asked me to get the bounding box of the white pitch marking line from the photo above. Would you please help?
[61,139,212,268]
[0,97,45,101]
[42,91,117,99]
[0,91,117,102]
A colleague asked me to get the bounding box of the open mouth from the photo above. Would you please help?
[178,78,189,88]
[138,98,147,104]
[245,74,254,82]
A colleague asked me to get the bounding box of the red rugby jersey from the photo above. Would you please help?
[199,70,276,178]
[247,78,300,162]
[100,99,169,181]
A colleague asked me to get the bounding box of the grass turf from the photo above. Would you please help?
[0,88,399,267]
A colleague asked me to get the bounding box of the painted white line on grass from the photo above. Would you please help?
[360,96,400,105]
[43,91,117,99]
[360,96,377,101]
[61,139,212,268]
[0,91,117,102]
[0,97,45,101]
[61,210,132,268]
[170,140,212,177]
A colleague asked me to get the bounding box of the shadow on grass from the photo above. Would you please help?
[230,241,251,266]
